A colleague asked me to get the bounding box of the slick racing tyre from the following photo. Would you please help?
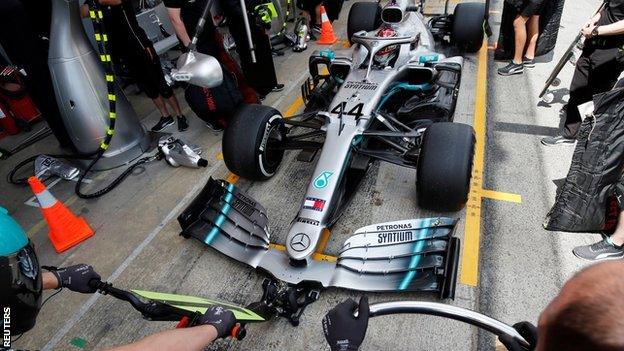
[452,2,486,53]
[222,104,286,180]
[347,2,382,44]
[416,122,475,212]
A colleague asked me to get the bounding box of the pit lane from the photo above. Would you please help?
[4,0,599,349]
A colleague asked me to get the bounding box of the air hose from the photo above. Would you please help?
[71,2,119,199]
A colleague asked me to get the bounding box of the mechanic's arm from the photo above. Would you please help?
[166,7,192,47]
[106,325,218,351]
[106,306,235,351]
[596,19,624,36]
[583,12,601,28]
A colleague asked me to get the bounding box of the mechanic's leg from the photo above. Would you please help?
[524,15,539,60]
[512,15,529,64]
[562,53,592,139]
[166,95,183,116]
[611,211,624,246]
[152,96,171,117]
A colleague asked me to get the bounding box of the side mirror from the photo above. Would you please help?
[171,51,223,88]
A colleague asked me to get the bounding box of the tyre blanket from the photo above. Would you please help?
[494,0,566,61]
[184,63,243,127]
[544,85,624,233]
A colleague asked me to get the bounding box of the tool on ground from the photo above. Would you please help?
[157,136,208,168]
[366,301,530,349]
[539,1,607,100]
[34,155,80,180]
[317,5,337,45]
[90,280,255,340]
[28,176,94,253]
[293,18,308,52]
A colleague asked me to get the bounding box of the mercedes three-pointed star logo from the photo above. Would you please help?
[290,233,311,252]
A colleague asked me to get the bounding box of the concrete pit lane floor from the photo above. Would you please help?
[2,0,605,349]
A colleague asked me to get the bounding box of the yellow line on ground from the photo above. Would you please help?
[284,97,304,118]
[460,39,488,287]
[216,152,224,160]
[480,189,522,203]
[270,242,337,262]
[269,243,285,251]
[225,173,240,183]
[27,219,47,237]
[312,228,337,262]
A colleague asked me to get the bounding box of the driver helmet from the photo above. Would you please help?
[374,25,399,67]
[0,207,42,336]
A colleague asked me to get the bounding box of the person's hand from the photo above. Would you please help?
[322,296,369,351]
[197,306,236,338]
[581,24,597,38]
[498,321,538,351]
[582,18,598,29]
[52,264,101,293]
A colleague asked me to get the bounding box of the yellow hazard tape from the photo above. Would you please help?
[100,142,109,150]
[108,94,116,101]
[97,10,103,19]
[106,128,114,136]
[95,33,101,41]
[109,112,116,119]
[89,10,96,19]
[106,75,114,82]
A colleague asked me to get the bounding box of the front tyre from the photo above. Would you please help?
[416,122,475,212]
[452,2,486,53]
[222,104,286,180]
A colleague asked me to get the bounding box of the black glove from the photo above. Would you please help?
[322,296,369,351]
[52,264,101,293]
[197,306,236,338]
[499,321,538,351]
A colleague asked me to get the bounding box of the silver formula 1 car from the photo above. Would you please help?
[179,0,486,302]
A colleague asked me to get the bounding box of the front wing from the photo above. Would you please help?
[178,178,460,299]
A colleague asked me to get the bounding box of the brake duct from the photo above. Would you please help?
[178,178,460,299]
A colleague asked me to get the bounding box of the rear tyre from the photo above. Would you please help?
[347,2,382,44]
[222,104,286,180]
[416,122,475,212]
[452,2,486,53]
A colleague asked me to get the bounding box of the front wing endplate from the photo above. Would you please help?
[178,178,460,299]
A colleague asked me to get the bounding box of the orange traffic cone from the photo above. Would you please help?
[317,6,337,45]
[28,176,94,253]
